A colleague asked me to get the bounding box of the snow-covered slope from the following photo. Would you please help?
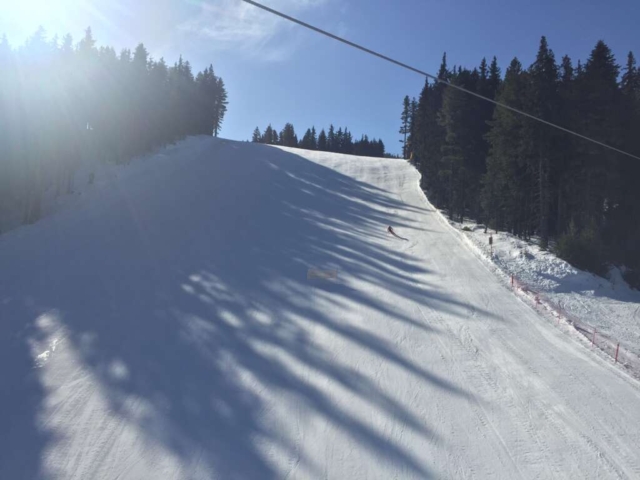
[1,137,640,479]
[439,218,640,363]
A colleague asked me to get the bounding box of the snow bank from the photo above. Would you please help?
[432,209,640,365]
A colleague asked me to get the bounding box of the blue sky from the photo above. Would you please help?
[2,0,639,154]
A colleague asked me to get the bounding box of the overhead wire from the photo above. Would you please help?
[241,0,640,161]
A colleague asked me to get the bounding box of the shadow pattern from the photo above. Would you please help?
[0,139,493,479]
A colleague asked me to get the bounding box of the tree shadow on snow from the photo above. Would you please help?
[0,138,498,479]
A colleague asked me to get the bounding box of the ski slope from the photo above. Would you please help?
[1,137,640,479]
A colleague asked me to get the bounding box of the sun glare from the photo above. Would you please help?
[4,0,74,40]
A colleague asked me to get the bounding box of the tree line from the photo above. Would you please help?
[0,27,228,230]
[404,38,640,281]
[252,123,387,157]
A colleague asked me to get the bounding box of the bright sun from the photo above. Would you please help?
[3,0,75,41]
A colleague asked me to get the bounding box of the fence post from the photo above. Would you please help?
[592,328,597,346]
[511,275,514,288]
[615,343,620,364]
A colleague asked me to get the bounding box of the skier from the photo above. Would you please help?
[388,225,409,241]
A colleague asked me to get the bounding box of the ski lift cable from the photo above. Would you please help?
[241,0,640,161]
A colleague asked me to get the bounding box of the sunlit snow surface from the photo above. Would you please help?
[1,137,640,479]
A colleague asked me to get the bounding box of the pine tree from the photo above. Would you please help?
[0,34,10,61]
[212,76,228,136]
[300,128,313,149]
[621,52,638,97]
[310,126,317,149]
[488,56,501,98]
[343,128,353,154]
[618,52,640,274]
[576,40,622,241]
[407,97,418,159]
[482,58,531,235]
[620,52,639,155]
[556,55,576,236]
[439,68,482,220]
[527,36,560,248]
[317,129,327,151]
[280,123,298,147]
[263,124,274,144]
[327,124,336,152]
[77,27,96,55]
[413,52,449,204]
[354,135,368,156]
[400,95,411,158]
[335,127,344,153]
[252,127,261,142]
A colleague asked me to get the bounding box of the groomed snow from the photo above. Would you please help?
[1,137,640,479]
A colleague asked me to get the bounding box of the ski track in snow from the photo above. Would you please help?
[1,137,640,479]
